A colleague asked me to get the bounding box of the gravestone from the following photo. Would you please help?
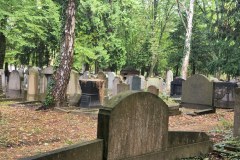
[126,75,141,91]
[170,78,185,98]
[147,77,163,90]
[107,72,116,90]
[214,82,238,109]
[117,83,130,94]
[0,69,5,94]
[98,91,212,160]
[234,88,240,137]
[112,76,122,96]
[97,71,108,88]
[182,74,214,110]
[166,70,173,92]
[147,85,159,95]
[39,66,54,101]
[98,92,169,160]
[139,75,146,90]
[27,67,39,101]
[7,70,21,98]
[67,70,81,106]
[79,79,104,107]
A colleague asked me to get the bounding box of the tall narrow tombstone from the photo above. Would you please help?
[107,72,116,90]
[97,92,169,160]
[27,68,39,101]
[39,66,54,101]
[0,69,5,94]
[117,83,130,94]
[139,75,146,90]
[67,70,81,106]
[97,71,108,88]
[234,88,240,137]
[112,76,122,96]
[7,70,21,98]
[166,70,173,92]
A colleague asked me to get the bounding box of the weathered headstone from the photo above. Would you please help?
[147,85,159,95]
[112,76,122,96]
[182,74,214,110]
[131,75,141,90]
[97,91,212,160]
[166,70,173,92]
[97,71,108,88]
[117,83,130,94]
[0,69,5,94]
[107,72,116,90]
[98,92,169,160]
[39,66,54,101]
[234,88,240,137]
[147,77,163,90]
[27,67,39,101]
[139,75,146,90]
[81,71,90,79]
[67,70,81,106]
[7,70,21,98]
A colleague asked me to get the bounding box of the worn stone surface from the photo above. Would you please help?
[170,78,185,97]
[97,71,108,88]
[131,76,141,91]
[7,70,21,98]
[147,85,159,96]
[27,68,39,101]
[234,88,240,137]
[42,66,54,75]
[67,70,81,106]
[20,139,103,160]
[112,77,122,96]
[182,74,213,108]
[139,75,146,90]
[117,83,130,94]
[147,77,163,90]
[97,91,169,160]
[107,72,116,90]
[166,70,173,92]
[39,74,48,101]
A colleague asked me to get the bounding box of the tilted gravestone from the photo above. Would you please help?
[182,74,214,110]
[67,70,81,106]
[147,85,159,96]
[7,70,21,98]
[27,67,39,101]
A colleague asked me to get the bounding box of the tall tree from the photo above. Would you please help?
[51,0,77,107]
[177,0,195,79]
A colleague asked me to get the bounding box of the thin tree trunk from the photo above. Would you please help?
[0,32,6,69]
[181,0,195,80]
[52,0,76,107]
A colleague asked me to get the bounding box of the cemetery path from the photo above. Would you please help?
[0,102,234,160]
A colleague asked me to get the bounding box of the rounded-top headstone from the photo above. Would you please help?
[8,70,21,90]
[97,91,169,160]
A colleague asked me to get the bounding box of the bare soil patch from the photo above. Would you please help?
[0,101,234,160]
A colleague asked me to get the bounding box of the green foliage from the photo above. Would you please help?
[43,78,55,107]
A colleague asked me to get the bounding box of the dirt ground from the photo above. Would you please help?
[0,102,234,160]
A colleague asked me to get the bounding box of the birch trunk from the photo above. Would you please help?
[181,0,195,80]
[52,0,76,107]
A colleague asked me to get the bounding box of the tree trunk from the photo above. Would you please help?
[52,0,76,107]
[0,32,6,69]
[181,0,195,80]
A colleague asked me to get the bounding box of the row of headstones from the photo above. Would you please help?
[0,66,81,105]
[94,70,174,97]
